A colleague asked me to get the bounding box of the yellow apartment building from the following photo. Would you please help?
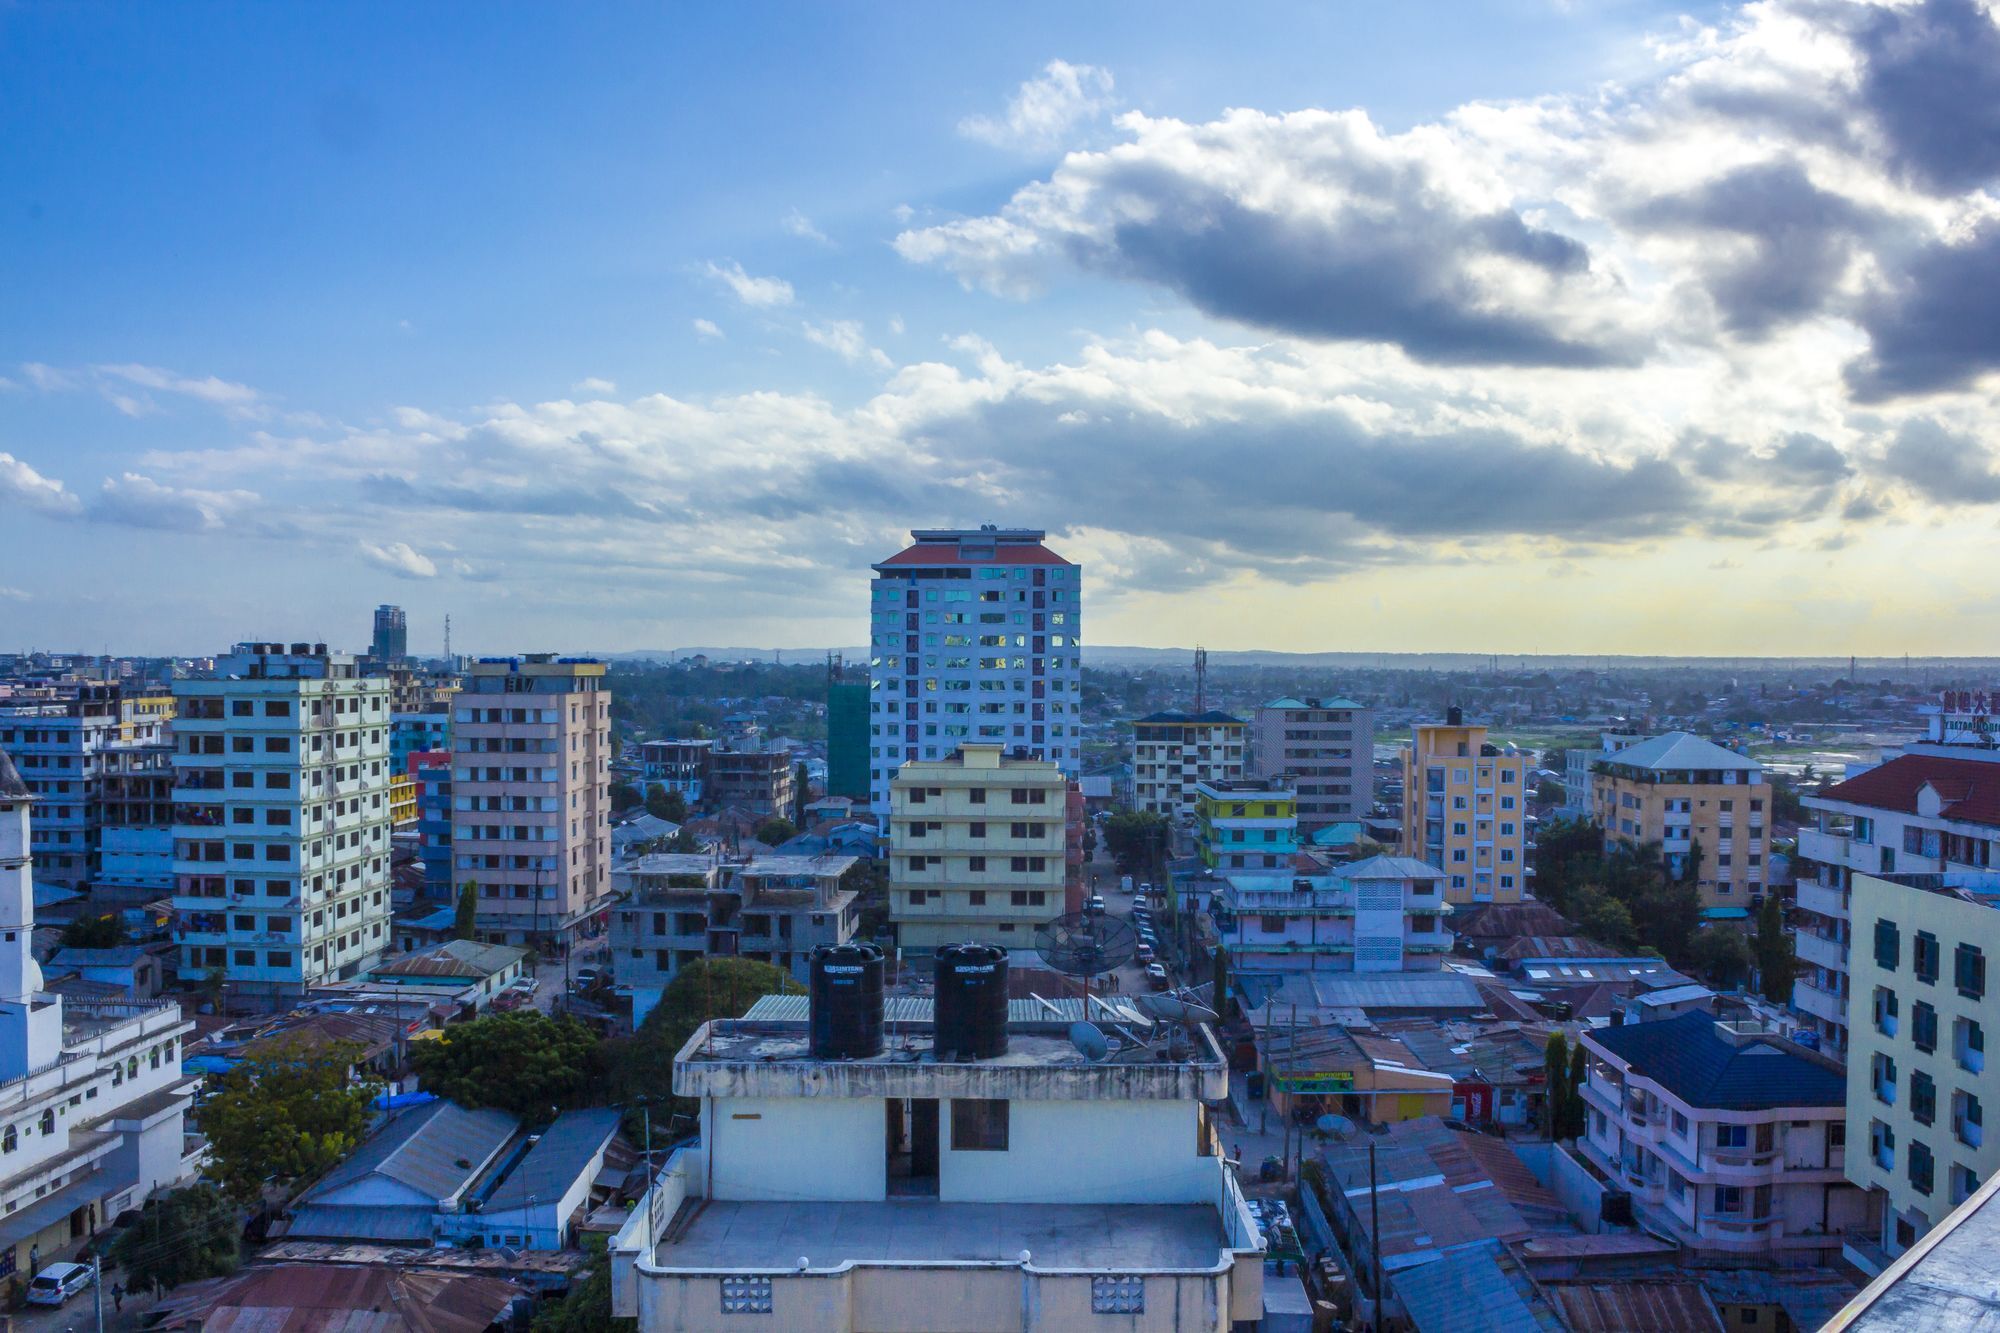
[1589,731,1771,919]
[389,772,418,828]
[1399,709,1527,905]
[889,743,1068,953]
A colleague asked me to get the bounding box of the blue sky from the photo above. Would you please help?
[5,0,1999,657]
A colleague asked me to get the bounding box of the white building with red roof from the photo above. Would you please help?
[866,527,1082,815]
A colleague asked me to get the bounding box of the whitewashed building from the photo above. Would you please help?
[1217,855,1452,974]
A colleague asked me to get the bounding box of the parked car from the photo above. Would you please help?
[27,1263,94,1307]
[1145,963,1169,989]
[1086,895,1106,912]
[1135,943,1155,964]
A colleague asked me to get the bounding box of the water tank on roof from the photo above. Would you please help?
[934,942,1009,1061]
[808,943,884,1059]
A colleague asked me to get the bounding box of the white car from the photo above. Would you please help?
[27,1262,94,1307]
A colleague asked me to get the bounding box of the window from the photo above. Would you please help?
[1911,1140,1936,1195]
[1873,1053,1898,1104]
[1916,932,1941,984]
[1716,1124,1748,1149]
[1714,1185,1743,1214]
[1874,986,1899,1035]
[1959,1017,1987,1073]
[1913,1070,1937,1125]
[1958,943,1987,1000]
[950,1098,1009,1151]
[1875,919,1900,971]
[1915,1001,1939,1053]
[1673,1111,1689,1137]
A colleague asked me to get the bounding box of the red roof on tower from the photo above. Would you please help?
[1817,753,2000,829]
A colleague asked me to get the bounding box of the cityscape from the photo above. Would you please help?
[5,1,2000,1331]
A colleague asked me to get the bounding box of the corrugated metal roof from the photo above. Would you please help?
[1545,1280,1724,1332]
[487,1108,622,1208]
[1600,731,1761,773]
[303,1101,516,1206]
[283,1204,436,1245]
[151,1264,525,1333]
[1392,1240,1563,1333]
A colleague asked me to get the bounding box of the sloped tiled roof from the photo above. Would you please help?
[1819,753,2000,829]
[1586,1011,1844,1110]
[1453,902,1575,939]
[875,542,1069,568]
[1598,731,1761,773]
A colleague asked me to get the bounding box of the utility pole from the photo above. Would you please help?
[1369,1139,1383,1331]
[92,1252,104,1333]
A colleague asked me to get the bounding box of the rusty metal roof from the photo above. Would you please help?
[1544,1280,1725,1332]
[151,1265,525,1333]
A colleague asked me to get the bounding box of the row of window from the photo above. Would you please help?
[1874,920,1987,998]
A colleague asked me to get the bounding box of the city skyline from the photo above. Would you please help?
[5,0,2000,657]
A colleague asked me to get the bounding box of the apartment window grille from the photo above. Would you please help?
[1092,1276,1145,1315]
[719,1277,773,1315]
[1875,919,1900,971]
[1916,932,1940,984]
[1957,943,1987,1000]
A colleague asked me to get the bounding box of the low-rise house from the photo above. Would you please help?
[363,940,527,1012]
[1577,1011,1870,1263]
[41,944,165,999]
[609,997,1263,1332]
[1214,856,1451,974]
[1257,1025,1454,1126]
[151,1264,528,1333]
[440,1107,624,1251]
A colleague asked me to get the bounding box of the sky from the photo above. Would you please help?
[4,0,2000,659]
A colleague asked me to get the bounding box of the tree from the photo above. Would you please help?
[1543,1032,1570,1140]
[198,965,228,1015]
[610,781,642,814]
[1573,888,1635,951]
[110,1184,240,1292]
[644,787,687,824]
[411,1011,605,1122]
[453,881,479,941]
[666,827,704,853]
[1691,926,1755,990]
[199,1039,377,1203]
[1752,893,1798,1003]
[1103,811,1170,877]
[754,816,796,846]
[608,958,800,1125]
[59,912,126,950]
[532,1235,618,1333]
[1564,1044,1589,1139]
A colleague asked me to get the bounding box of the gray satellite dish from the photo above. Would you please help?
[1068,1021,1110,1062]
[1138,991,1221,1025]
[1316,1114,1356,1140]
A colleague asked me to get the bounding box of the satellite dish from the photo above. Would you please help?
[1137,991,1221,1025]
[1316,1114,1356,1140]
[1068,1021,1111,1062]
[1036,912,1139,978]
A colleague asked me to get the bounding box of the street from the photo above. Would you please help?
[8,1263,164,1333]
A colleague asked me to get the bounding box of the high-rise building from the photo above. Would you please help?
[1844,869,2000,1262]
[371,604,409,662]
[1251,697,1376,830]
[1588,732,1771,921]
[1399,710,1527,905]
[170,642,394,1002]
[452,655,611,947]
[888,743,1067,953]
[1131,711,1247,822]
[1561,730,1646,820]
[866,526,1082,816]
[0,682,164,888]
[826,679,870,803]
[0,745,201,1276]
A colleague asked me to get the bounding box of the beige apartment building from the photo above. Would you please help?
[889,744,1066,953]
[1589,731,1771,921]
[1130,710,1246,822]
[453,655,612,948]
[1399,710,1527,905]
[1845,870,2000,1267]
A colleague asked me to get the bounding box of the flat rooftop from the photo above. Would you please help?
[659,1200,1225,1272]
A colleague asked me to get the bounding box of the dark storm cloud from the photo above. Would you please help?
[1845,221,2000,400]
[1878,418,2000,504]
[1627,161,1870,336]
[1086,191,1629,368]
[1855,0,2000,194]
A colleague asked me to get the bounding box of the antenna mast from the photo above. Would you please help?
[444,614,452,661]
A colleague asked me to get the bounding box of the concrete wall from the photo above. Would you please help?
[939,1099,1210,1205]
[1550,1141,1612,1233]
[706,1096,886,1202]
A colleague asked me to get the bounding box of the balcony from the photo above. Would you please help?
[1793,979,1847,1026]
[1797,828,1854,868]
[1796,931,1848,970]
[1796,879,1849,922]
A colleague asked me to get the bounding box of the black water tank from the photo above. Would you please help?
[808,943,885,1059]
[934,942,1009,1061]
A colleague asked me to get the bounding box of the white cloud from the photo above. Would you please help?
[702,260,795,308]
[960,59,1117,152]
[574,377,618,396]
[783,208,833,246]
[802,320,893,369]
[89,473,259,532]
[0,587,28,601]
[0,453,82,517]
[692,318,726,341]
[888,315,906,336]
[359,540,439,580]
[19,363,77,392]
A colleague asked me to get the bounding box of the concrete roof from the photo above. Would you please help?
[1598,731,1761,773]
[1827,1168,2000,1332]
[658,1200,1228,1272]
